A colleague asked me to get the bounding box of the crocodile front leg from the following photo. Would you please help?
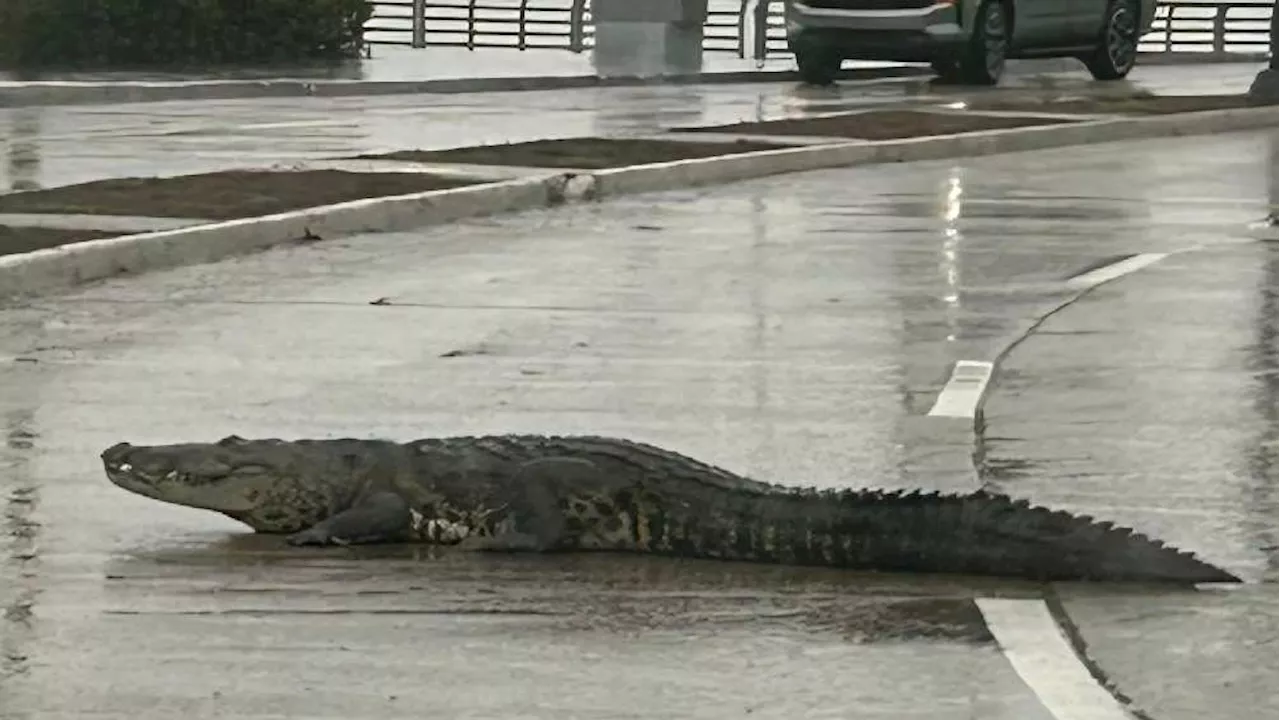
[461,457,600,553]
[285,491,413,546]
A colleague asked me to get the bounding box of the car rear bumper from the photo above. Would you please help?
[785,1,966,62]
[786,0,960,31]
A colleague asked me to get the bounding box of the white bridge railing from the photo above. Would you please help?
[362,0,1276,61]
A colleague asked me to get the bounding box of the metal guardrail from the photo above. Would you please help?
[362,0,594,51]
[363,0,1276,61]
[1139,0,1274,55]
[361,0,756,54]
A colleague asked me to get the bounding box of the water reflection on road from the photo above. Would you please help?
[976,132,1277,720]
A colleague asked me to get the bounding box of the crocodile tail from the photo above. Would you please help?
[682,488,1241,584]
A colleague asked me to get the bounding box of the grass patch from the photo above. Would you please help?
[671,109,1077,140]
[0,169,486,219]
[0,225,120,257]
[967,93,1259,115]
[353,137,793,170]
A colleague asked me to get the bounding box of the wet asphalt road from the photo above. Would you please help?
[0,124,1275,718]
[981,225,1278,720]
[0,45,821,84]
[0,61,1264,191]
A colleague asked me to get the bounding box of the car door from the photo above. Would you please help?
[1007,0,1066,48]
[1071,0,1111,46]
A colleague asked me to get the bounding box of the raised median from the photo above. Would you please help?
[0,91,1273,297]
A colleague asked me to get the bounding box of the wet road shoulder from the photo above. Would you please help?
[981,236,1278,720]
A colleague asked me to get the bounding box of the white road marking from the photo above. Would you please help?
[926,360,994,418]
[977,598,1134,720]
[1065,253,1168,290]
[1244,218,1279,241]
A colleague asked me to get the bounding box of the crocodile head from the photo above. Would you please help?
[101,435,330,533]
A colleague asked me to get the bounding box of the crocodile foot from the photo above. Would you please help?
[285,491,412,546]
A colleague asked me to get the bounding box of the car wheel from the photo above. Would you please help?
[795,46,843,86]
[959,0,1009,86]
[1085,0,1140,80]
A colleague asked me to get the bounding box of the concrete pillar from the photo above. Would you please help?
[591,0,709,78]
[1247,8,1277,106]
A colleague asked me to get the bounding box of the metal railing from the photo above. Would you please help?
[364,0,1276,61]
[1138,0,1274,55]
[363,0,594,51]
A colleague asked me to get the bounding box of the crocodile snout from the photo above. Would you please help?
[101,442,134,467]
[100,442,176,499]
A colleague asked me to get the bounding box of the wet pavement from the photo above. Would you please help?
[0,45,815,84]
[981,217,1279,720]
[0,127,1275,718]
[0,61,1265,191]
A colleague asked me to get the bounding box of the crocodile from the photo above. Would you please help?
[100,433,1240,584]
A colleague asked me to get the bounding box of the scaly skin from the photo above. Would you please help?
[100,434,1241,584]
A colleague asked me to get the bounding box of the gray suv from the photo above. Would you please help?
[786,0,1156,85]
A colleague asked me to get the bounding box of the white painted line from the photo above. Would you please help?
[1244,218,1279,242]
[926,360,994,418]
[977,598,1133,720]
[1065,253,1168,290]
[1166,238,1258,254]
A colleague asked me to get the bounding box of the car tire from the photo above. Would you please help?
[959,0,1009,86]
[1084,0,1140,80]
[930,59,964,84]
[795,46,843,86]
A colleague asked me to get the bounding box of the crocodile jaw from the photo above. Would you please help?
[101,442,258,513]
[104,460,258,513]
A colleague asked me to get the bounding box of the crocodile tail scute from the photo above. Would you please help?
[707,487,1240,584]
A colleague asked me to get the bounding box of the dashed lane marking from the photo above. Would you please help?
[1065,252,1169,290]
[977,598,1135,720]
[926,360,994,418]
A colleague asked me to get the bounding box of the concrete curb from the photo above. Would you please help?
[0,105,1272,300]
[0,174,569,298]
[0,65,928,108]
[589,106,1278,197]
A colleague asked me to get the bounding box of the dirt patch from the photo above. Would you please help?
[0,170,484,220]
[671,109,1077,141]
[0,225,121,257]
[353,137,791,170]
[968,93,1259,115]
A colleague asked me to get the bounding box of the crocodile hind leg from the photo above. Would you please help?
[464,456,600,553]
[285,491,412,546]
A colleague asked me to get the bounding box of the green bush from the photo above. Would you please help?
[0,0,373,69]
